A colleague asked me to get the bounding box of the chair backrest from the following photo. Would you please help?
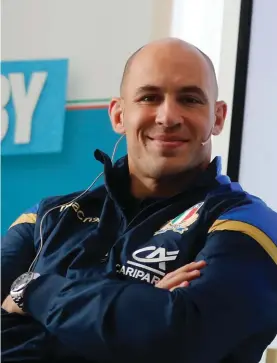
[265,348,277,363]
[260,336,277,363]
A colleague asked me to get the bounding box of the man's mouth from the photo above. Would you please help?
[147,135,189,148]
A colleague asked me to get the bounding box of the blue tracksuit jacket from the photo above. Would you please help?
[2,151,277,362]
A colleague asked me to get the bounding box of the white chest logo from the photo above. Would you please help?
[116,246,179,285]
[132,246,179,271]
[154,201,204,235]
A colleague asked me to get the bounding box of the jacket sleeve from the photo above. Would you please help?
[1,205,38,301]
[23,231,277,363]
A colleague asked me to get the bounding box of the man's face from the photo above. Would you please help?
[111,42,226,180]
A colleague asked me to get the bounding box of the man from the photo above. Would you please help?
[2,38,277,363]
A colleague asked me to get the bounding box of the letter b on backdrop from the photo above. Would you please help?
[1,59,68,155]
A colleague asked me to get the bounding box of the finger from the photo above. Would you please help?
[170,280,190,291]
[170,270,201,285]
[180,281,190,287]
[158,269,201,290]
[163,260,206,280]
[171,260,206,275]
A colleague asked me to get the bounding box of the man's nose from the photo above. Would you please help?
[155,99,182,128]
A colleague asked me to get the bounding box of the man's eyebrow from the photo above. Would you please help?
[135,85,161,95]
[178,86,208,101]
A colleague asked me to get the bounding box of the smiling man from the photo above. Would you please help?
[2,38,277,363]
[112,39,224,198]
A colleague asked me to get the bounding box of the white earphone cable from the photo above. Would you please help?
[28,135,125,272]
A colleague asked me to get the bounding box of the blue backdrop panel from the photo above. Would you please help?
[1,59,68,155]
[1,108,126,233]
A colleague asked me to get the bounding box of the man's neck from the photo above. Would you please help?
[130,165,209,199]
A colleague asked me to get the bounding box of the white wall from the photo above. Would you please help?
[2,0,173,101]
[171,0,242,173]
[239,0,277,212]
[171,0,224,75]
[240,0,277,357]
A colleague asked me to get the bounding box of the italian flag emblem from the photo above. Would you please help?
[155,202,204,235]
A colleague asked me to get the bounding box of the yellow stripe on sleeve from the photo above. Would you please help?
[9,213,37,229]
[208,220,277,264]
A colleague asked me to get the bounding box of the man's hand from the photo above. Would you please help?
[1,261,205,314]
[156,260,206,291]
[1,295,25,315]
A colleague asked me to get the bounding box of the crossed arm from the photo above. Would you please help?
[3,228,276,363]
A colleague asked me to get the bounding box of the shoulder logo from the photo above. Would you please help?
[60,202,99,224]
[154,201,204,235]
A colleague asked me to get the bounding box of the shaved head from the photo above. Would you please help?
[109,36,227,197]
[120,38,218,99]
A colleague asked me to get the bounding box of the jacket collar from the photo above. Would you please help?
[94,150,231,203]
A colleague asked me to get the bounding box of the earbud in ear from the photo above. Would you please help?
[120,118,126,134]
[120,110,124,127]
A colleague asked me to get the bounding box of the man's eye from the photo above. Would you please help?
[180,96,202,105]
[140,95,160,103]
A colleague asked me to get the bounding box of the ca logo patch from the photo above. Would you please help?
[132,246,179,272]
[154,202,204,235]
[116,246,180,285]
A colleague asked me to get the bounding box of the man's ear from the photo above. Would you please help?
[212,101,228,136]
[109,98,125,135]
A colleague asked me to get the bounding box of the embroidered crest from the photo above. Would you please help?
[154,202,204,235]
